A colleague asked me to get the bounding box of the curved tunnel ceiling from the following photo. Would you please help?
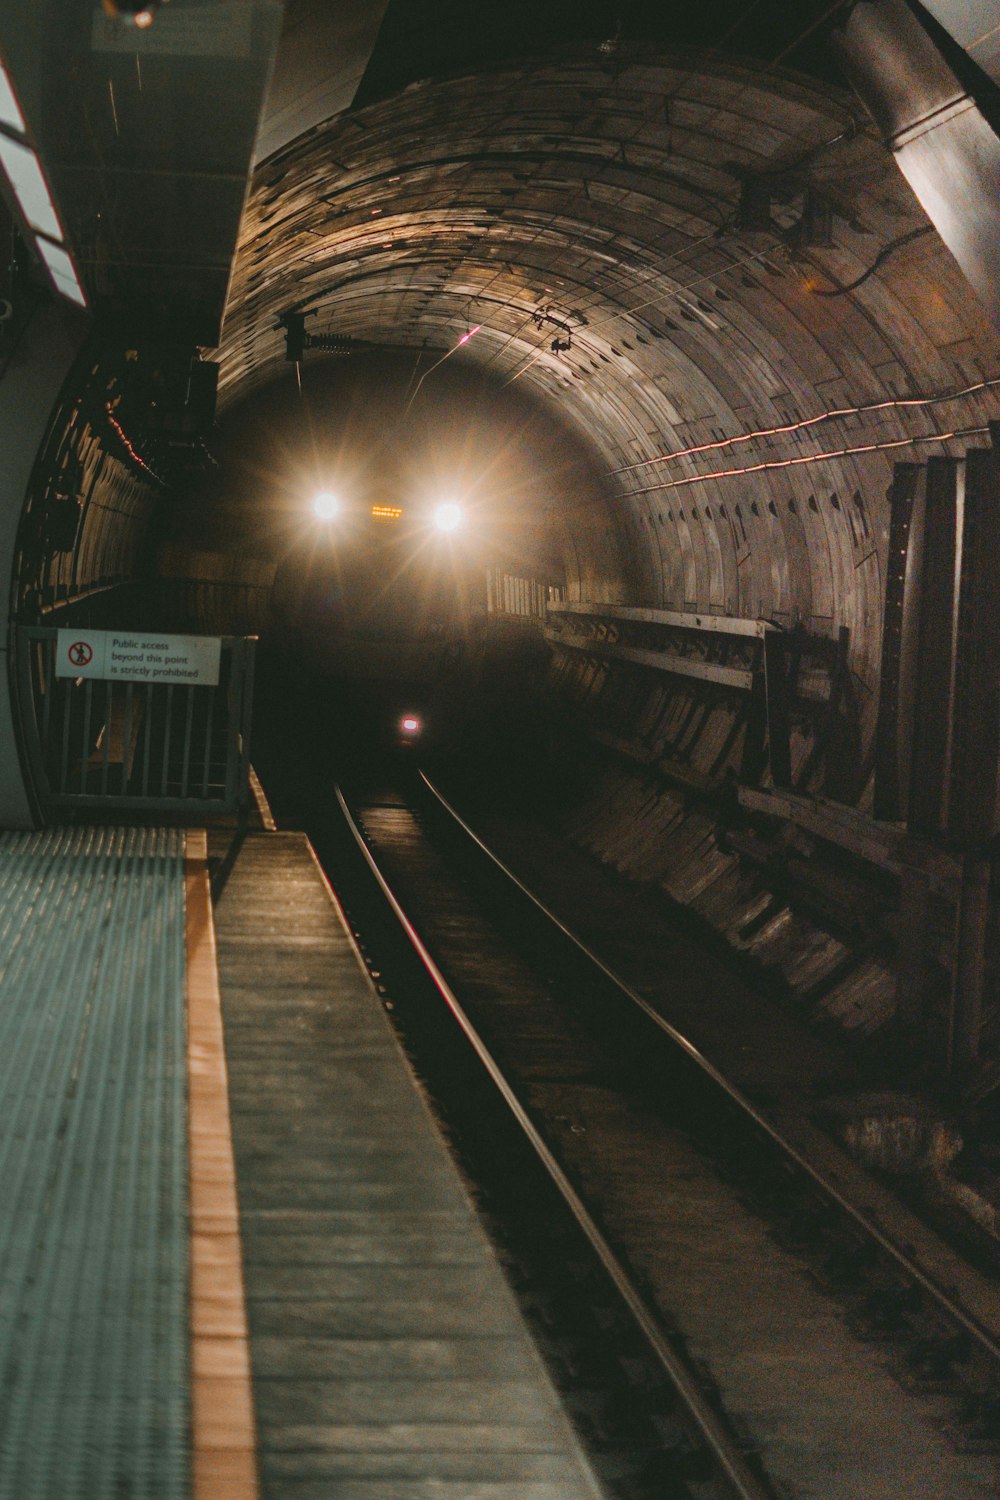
[217,43,1000,736]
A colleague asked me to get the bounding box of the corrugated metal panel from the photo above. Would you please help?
[0,826,188,1500]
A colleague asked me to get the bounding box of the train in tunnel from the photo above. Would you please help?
[271,497,491,685]
[263,490,563,757]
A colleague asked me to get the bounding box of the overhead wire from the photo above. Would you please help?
[289,1,848,405]
[468,0,777,372]
[373,0,863,404]
[490,1,859,387]
[494,221,753,386]
[407,96,779,400]
[770,0,854,63]
[487,229,719,384]
[402,324,481,416]
[497,239,784,387]
[480,223,729,376]
[264,1,857,398]
[566,240,779,335]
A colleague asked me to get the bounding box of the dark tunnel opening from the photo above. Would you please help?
[176,353,618,796]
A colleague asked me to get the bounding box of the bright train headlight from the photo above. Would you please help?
[312,491,340,521]
[433,502,462,533]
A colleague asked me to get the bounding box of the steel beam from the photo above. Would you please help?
[737,785,962,891]
[917,0,1000,89]
[740,671,768,785]
[762,630,792,790]
[896,867,932,1030]
[547,600,772,639]
[948,446,1000,845]
[950,855,992,1081]
[907,457,960,836]
[543,627,754,690]
[873,464,922,822]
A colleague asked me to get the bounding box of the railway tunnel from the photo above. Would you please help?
[4,0,1000,1076]
[1,1,1000,1495]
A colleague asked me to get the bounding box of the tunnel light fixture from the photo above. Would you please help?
[0,60,26,134]
[0,54,88,311]
[312,491,340,521]
[433,502,462,534]
[400,715,422,736]
[36,239,86,307]
[0,133,63,241]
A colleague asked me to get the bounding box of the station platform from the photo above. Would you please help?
[0,823,605,1499]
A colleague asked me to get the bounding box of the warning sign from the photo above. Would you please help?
[56,629,221,686]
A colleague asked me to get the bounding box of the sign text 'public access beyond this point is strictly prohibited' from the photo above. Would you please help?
[56,629,222,686]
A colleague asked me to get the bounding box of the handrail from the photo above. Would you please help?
[547,599,775,638]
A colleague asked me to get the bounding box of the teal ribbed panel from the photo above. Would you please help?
[0,827,189,1500]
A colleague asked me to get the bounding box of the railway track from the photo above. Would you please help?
[317,772,1000,1500]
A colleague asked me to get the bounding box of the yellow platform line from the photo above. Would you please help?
[185,829,260,1500]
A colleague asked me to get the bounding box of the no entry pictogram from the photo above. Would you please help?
[55,628,221,684]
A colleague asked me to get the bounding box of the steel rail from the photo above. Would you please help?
[418,769,1000,1365]
[334,783,772,1500]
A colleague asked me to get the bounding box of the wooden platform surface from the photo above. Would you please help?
[213,830,604,1500]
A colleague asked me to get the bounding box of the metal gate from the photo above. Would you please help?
[15,626,256,819]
